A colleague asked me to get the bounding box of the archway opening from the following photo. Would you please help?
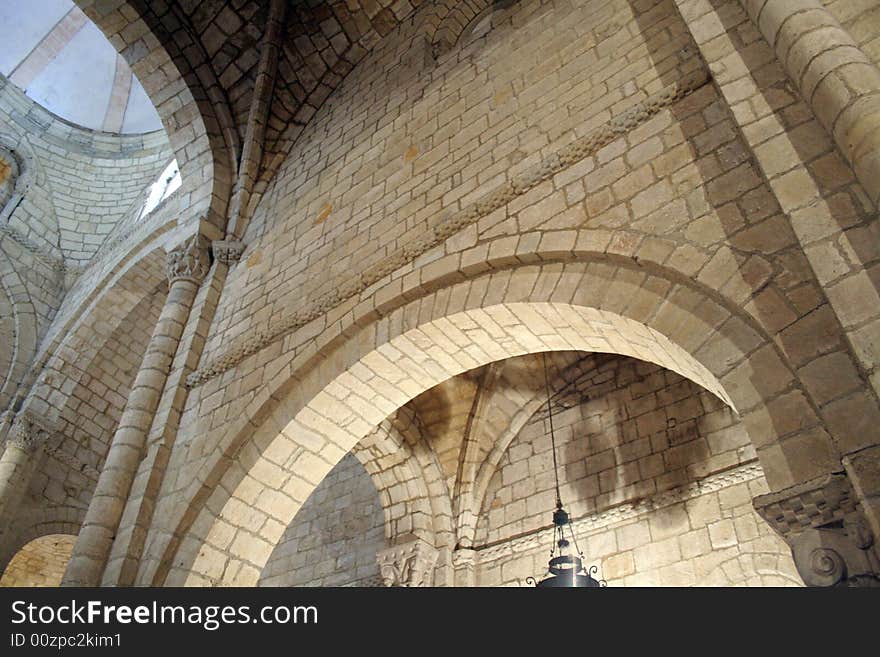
[0,534,76,587]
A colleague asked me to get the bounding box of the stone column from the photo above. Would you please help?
[0,412,52,530]
[61,235,210,587]
[376,538,440,587]
[739,0,880,207]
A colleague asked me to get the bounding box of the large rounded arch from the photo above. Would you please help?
[148,253,839,586]
[0,533,77,587]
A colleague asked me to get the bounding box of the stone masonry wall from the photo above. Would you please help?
[477,354,749,544]
[199,0,706,360]
[259,453,385,587]
[148,0,880,585]
[474,355,798,585]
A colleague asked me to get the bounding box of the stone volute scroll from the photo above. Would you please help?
[166,233,212,285]
[376,537,440,587]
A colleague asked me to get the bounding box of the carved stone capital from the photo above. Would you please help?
[756,473,880,586]
[211,240,245,266]
[376,538,439,587]
[166,234,211,284]
[6,412,54,453]
[753,473,858,539]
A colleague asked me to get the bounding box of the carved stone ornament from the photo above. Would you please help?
[211,240,245,266]
[790,520,880,587]
[7,412,54,453]
[753,473,858,539]
[166,234,211,284]
[376,538,440,587]
[756,473,880,586]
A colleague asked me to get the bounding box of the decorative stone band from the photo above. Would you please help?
[166,234,211,285]
[376,537,441,587]
[185,67,712,388]
[753,473,859,540]
[211,240,245,266]
[6,411,55,453]
[477,461,764,563]
[0,224,67,272]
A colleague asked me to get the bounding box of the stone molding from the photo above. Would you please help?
[477,462,763,563]
[376,537,440,587]
[186,68,711,388]
[166,234,211,285]
[753,473,859,540]
[0,224,67,272]
[211,240,245,266]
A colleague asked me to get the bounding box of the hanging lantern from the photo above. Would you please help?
[525,353,606,588]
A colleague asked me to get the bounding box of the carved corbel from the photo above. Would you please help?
[211,239,245,266]
[376,538,440,587]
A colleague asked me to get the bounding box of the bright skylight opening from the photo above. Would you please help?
[139,159,181,219]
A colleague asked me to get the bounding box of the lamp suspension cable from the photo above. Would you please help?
[525,351,606,587]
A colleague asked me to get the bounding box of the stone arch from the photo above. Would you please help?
[0,241,38,413]
[356,407,455,550]
[700,551,803,587]
[0,533,78,587]
[421,0,494,59]
[18,245,167,432]
[453,353,625,547]
[0,504,84,578]
[155,254,841,586]
[256,405,455,586]
[72,0,236,229]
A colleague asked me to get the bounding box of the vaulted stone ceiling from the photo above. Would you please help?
[0,0,163,133]
[130,0,431,197]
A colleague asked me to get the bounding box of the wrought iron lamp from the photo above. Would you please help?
[526,353,606,588]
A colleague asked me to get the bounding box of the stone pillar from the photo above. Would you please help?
[739,0,880,208]
[102,240,232,586]
[754,473,880,586]
[61,235,210,587]
[376,538,440,587]
[0,412,52,529]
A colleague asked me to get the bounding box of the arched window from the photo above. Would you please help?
[139,159,181,220]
